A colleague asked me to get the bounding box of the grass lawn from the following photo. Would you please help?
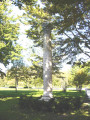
[0,88,90,120]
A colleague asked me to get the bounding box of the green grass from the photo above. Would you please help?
[0,88,86,97]
[0,88,43,97]
[0,88,90,120]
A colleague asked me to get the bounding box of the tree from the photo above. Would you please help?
[19,66,35,88]
[0,69,6,79]
[29,58,43,87]
[13,0,89,100]
[7,58,24,91]
[0,0,22,66]
[7,66,19,92]
[69,62,90,91]
[55,71,69,92]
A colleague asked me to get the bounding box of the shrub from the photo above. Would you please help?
[9,86,16,88]
[71,97,82,109]
[55,97,71,113]
[24,86,28,88]
[19,96,83,113]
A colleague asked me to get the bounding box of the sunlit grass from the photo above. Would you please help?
[0,88,85,98]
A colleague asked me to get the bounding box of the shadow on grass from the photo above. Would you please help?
[0,97,90,120]
[0,90,90,120]
[0,89,43,98]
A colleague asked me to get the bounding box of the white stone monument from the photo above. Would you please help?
[85,89,90,99]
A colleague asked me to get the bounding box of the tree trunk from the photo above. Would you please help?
[15,76,18,92]
[41,23,53,101]
[79,85,82,92]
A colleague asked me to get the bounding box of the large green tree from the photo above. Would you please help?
[13,0,89,100]
[0,0,22,67]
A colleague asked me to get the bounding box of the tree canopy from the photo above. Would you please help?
[12,0,90,100]
[69,61,90,91]
[0,0,22,66]
[16,0,90,63]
